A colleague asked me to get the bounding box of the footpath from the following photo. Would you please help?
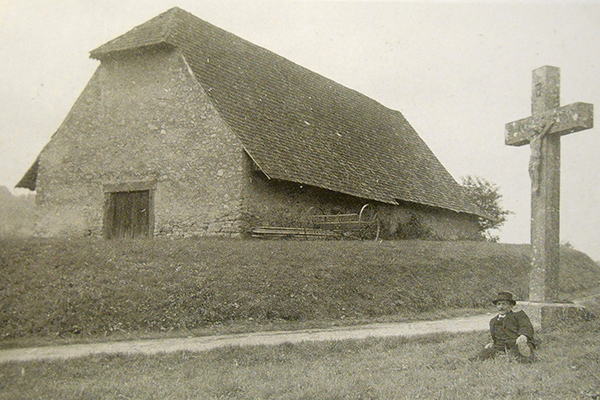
[0,314,490,363]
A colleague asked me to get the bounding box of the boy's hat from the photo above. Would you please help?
[492,292,517,305]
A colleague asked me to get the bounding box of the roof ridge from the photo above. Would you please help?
[161,7,189,42]
[89,7,185,59]
[159,7,179,42]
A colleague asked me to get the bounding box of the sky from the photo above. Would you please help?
[1,0,598,259]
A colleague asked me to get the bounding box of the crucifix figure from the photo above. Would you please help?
[505,66,594,303]
[528,121,554,194]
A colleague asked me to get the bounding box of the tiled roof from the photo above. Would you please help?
[91,7,483,217]
[15,157,38,190]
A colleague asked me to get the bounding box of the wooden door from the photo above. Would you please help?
[105,190,151,239]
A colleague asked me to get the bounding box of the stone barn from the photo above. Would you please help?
[17,7,486,240]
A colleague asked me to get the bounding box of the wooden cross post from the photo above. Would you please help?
[505,66,594,303]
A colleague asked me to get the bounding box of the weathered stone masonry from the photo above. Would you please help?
[240,157,481,240]
[35,48,245,237]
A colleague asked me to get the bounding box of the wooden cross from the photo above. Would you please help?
[505,66,594,302]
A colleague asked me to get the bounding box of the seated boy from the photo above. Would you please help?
[471,291,536,363]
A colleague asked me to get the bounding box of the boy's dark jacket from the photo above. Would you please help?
[490,310,536,347]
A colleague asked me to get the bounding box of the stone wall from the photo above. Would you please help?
[376,202,481,241]
[35,48,245,238]
[240,155,481,240]
[240,159,366,229]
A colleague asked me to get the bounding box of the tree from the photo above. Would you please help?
[0,186,35,237]
[460,176,512,242]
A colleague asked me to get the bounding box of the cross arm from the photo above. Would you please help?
[505,102,594,146]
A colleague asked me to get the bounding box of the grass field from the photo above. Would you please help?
[1,311,599,399]
[2,237,600,350]
[1,238,600,399]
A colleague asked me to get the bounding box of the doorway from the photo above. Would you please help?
[104,189,152,239]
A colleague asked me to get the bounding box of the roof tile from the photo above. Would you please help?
[89,7,484,218]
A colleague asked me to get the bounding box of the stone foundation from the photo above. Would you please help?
[516,301,595,331]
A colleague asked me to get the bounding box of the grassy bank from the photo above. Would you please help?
[1,238,599,346]
[1,312,599,399]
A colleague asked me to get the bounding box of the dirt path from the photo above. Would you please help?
[0,314,491,363]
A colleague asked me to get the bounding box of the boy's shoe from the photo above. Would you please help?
[517,340,531,358]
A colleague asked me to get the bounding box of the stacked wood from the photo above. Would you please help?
[250,226,340,239]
